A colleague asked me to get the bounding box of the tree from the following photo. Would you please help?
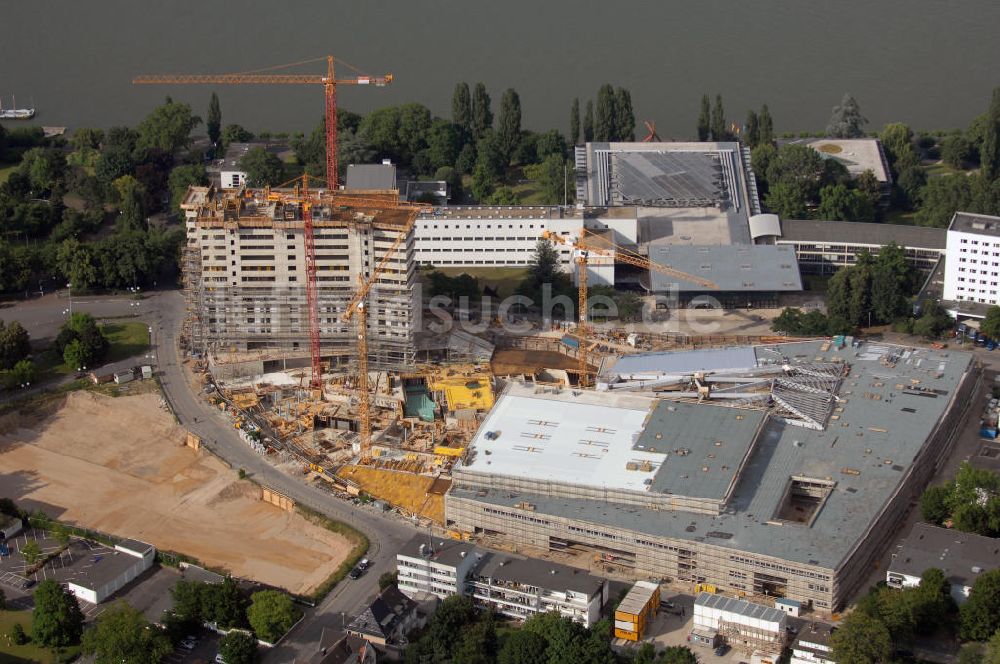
[983,306,1000,340]
[959,643,985,664]
[831,611,893,664]
[584,100,595,142]
[435,166,463,202]
[0,587,5,610]
[914,567,956,632]
[222,124,254,148]
[136,98,200,154]
[855,169,883,209]
[697,94,711,142]
[485,186,520,205]
[19,147,67,196]
[818,183,876,222]
[986,630,1000,664]
[32,579,84,647]
[0,320,31,370]
[765,180,809,218]
[981,88,1000,182]
[168,164,208,213]
[239,147,284,187]
[711,94,727,141]
[745,110,760,148]
[472,83,493,140]
[498,629,548,664]
[524,154,570,205]
[656,646,699,664]
[595,85,617,142]
[207,92,222,148]
[497,88,522,165]
[915,174,973,227]
[961,569,1000,640]
[912,300,955,339]
[827,93,868,138]
[82,602,171,664]
[378,571,398,590]
[943,134,973,169]
[112,175,148,232]
[20,539,41,565]
[880,123,916,171]
[759,104,774,146]
[246,590,300,643]
[615,88,635,141]
[570,98,581,146]
[518,239,573,305]
[870,242,912,323]
[220,630,259,664]
[208,577,250,629]
[11,622,26,645]
[452,82,472,138]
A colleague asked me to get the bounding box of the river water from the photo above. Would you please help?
[2,0,998,137]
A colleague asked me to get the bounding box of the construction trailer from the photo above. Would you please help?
[693,592,786,655]
[614,581,660,641]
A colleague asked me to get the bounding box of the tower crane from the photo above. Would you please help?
[135,56,392,390]
[541,229,718,386]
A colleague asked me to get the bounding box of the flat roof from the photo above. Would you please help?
[617,581,659,615]
[779,218,946,250]
[948,211,1000,238]
[116,539,154,556]
[889,523,1000,587]
[398,534,477,568]
[345,164,396,191]
[647,245,803,292]
[450,340,973,569]
[605,347,759,381]
[696,592,785,624]
[798,138,890,183]
[474,553,605,596]
[68,549,147,592]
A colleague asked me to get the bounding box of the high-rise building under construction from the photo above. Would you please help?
[180,185,416,371]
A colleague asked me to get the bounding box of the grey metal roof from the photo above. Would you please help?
[779,219,946,250]
[889,523,1000,587]
[117,539,154,556]
[648,245,803,292]
[607,347,759,380]
[948,211,1000,238]
[345,164,396,191]
[398,534,476,568]
[473,553,605,597]
[696,592,785,623]
[613,152,728,207]
[68,549,147,591]
[617,582,658,615]
[449,340,974,570]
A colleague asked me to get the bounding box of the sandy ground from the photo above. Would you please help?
[0,391,351,594]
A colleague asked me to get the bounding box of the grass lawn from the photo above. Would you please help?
[0,163,17,184]
[100,321,150,364]
[922,160,963,178]
[434,266,529,298]
[0,610,80,663]
[509,181,549,204]
[883,208,918,225]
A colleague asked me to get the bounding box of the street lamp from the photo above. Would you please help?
[66,282,73,316]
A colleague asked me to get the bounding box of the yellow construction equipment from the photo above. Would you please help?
[541,229,718,386]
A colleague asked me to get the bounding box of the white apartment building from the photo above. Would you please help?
[790,623,835,664]
[413,206,640,287]
[943,212,1000,309]
[395,535,607,627]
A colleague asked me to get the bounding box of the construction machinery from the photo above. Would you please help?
[642,120,661,142]
[135,56,391,390]
[542,229,718,386]
[134,55,391,190]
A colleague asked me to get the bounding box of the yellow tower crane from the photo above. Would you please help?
[541,229,719,387]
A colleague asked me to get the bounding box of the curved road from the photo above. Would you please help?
[150,291,420,662]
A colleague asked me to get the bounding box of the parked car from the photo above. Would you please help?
[21,578,36,590]
[215,655,227,664]
[358,558,371,570]
[714,645,730,657]
[180,637,197,651]
[349,565,366,579]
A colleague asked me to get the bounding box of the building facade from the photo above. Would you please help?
[693,593,786,654]
[67,539,155,604]
[790,623,835,664]
[943,212,1000,307]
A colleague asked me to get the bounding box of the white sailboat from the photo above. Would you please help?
[0,94,35,120]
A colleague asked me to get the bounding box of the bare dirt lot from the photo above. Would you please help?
[0,391,351,594]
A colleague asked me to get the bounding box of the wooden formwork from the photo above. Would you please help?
[261,486,295,512]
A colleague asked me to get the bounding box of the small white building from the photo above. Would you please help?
[67,539,155,604]
[790,623,836,664]
[943,212,1000,313]
[887,523,1000,605]
[693,593,787,653]
[0,513,23,540]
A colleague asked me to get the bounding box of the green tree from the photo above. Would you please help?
[827,93,868,138]
[425,119,462,172]
[239,147,284,187]
[818,183,876,222]
[0,587,5,610]
[20,539,41,565]
[82,602,171,664]
[961,569,1000,640]
[914,567,956,632]
[584,100,595,142]
[570,98,581,146]
[915,173,973,227]
[498,629,548,664]
[222,124,254,148]
[912,300,955,339]
[497,88,522,165]
[524,154,570,204]
[136,98,200,154]
[615,88,635,141]
[880,123,916,171]
[831,611,893,664]
[219,630,259,664]
[471,161,496,201]
[208,577,250,629]
[958,643,985,664]
[765,180,809,218]
[472,83,493,140]
[855,169,883,209]
[518,239,573,305]
[378,571,398,590]
[759,104,774,146]
[870,242,912,323]
[943,133,973,169]
[656,646,699,664]
[745,110,760,148]
[711,94,728,141]
[456,143,477,175]
[452,82,472,138]
[8,359,36,387]
[11,622,26,645]
[0,320,31,370]
[246,590,300,643]
[484,186,520,205]
[536,130,567,160]
[168,163,208,213]
[207,92,222,148]
[697,94,711,142]
[112,175,148,232]
[986,630,1000,664]
[19,147,67,196]
[983,306,1000,340]
[981,88,1000,182]
[32,579,84,647]
[633,642,656,664]
[766,144,828,201]
[595,84,617,142]
[435,166,463,202]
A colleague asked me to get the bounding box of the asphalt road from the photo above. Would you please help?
[2,289,420,663]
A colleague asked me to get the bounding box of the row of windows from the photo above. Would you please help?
[728,554,830,581]
[483,507,550,525]
[423,223,539,230]
[421,236,537,242]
